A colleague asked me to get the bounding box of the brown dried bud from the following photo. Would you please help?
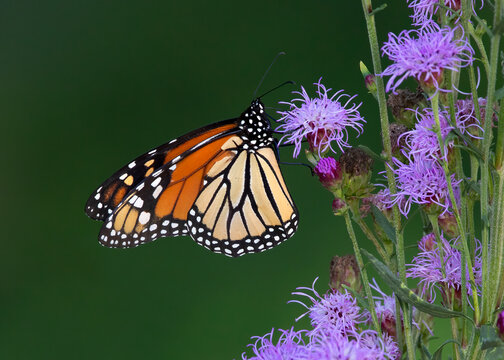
[388,123,408,155]
[438,211,459,238]
[339,148,374,198]
[329,254,362,293]
[387,88,425,127]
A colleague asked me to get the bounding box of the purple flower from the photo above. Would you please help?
[407,0,481,26]
[365,279,432,341]
[289,277,365,336]
[314,157,342,190]
[367,280,400,338]
[241,328,309,360]
[277,79,365,158]
[407,234,483,300]
[400,108,454,161]
[308,330,396,360]
[385,154,461,216]
[381,23,474,94]
[455,97,486,138]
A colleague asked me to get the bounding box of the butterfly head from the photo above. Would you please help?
[237,99,274,150]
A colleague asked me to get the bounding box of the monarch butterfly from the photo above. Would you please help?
[85,98,298,257]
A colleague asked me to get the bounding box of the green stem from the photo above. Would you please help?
[353,216,390,266]
[494,101,504,306]
[431,93,481,323]
[360,1,415,357]
[481,0,503,323]
[343,212,381,334]
[467,22,491,77]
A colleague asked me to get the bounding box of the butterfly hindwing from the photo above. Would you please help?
[186,145,299,257]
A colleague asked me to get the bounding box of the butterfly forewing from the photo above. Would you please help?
[85,120,237,220]
[97,133,241,248]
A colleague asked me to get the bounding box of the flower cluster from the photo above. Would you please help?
[401,108,454,160]
[381,23,474,94]
[384,154,461,216]
[276,79,365,158]
[407,233,483,301]
[241,278,399,360]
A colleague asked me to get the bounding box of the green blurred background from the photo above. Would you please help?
[2,1,419,359]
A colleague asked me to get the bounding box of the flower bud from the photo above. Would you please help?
[329,255,362,293]
[388,123,408,158]
[314,157,342,192]
[360,61,377,96]
[475,19,487,38]
[387,88,425,128]
[497,311,504,340]
[339,148,374,198]
[438,211,459,238]
[359,197,372,218]
[332,197,347,215]
[419,233,436,252]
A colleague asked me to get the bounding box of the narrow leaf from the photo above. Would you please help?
[432,339,460,360]
[371,204,396,244]
[362,249,471,321]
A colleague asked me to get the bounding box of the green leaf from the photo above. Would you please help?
[481,325,504,350]
[368,3,387,17]
[362,249,472,321]
[432,339,460,360]
[486,347,504,360]
[371,204,396,244]
[496,86,504,101]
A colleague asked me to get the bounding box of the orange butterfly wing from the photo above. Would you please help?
[85,121,236,220]
[97,134,242,248]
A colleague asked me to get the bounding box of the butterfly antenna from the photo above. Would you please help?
[257,80,295,99]
[253,52,286,99]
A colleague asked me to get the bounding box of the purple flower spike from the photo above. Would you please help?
[289,277,365,336]
[385,154,461,217]
[407,234,483,300]
[381,23,474,94]
[277,79,365,158]
[241,328,309,360]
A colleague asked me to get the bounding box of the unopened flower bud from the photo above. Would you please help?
[497,311,504,340]
[419,233,436,252]
[386,88,425,127]
[329,255,362,293]
[339,148,374,198]
[474,19,487,38]
[388,123,408,157]
[438,211,459,238]
[380,313,398,339]
[360,61,377,96]
[314,157,342,192]
[360,197,372,218]
[332,197,347,215]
